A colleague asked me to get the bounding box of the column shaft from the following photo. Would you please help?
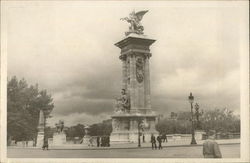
[121,57,127,90]
[129,54,136,110]
[144,56,151,109]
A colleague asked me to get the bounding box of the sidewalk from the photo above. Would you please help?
[8,138,240,150]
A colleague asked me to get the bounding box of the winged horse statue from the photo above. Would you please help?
[120,10,148,36]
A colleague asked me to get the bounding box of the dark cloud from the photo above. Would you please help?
[6,3,246,125]
[53,98,114,116]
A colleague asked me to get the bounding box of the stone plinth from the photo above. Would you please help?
[53,133,66,146]
[82,135,91,145]
[81,125,92,146]
[110,113,158,144]
[36,132,44,147]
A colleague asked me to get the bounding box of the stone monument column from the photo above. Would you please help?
[110,10,159,144]
[36,110,45,147]
[129,54,136,111]
[115,36,155,113]
[144,55,151,110]
[120,55,127,90]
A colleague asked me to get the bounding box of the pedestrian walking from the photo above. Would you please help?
[42,138,49,150]
[151,134,157,149]
[89,137,94,147]
[107,136,110,147]
[157,135,162,149]
[203,130,222,158]
[161,134,167,142]
[100,136,104,147]
[97,136,100,147]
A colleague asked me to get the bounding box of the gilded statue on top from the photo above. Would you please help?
[120,10,148,36]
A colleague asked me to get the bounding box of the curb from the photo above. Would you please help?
[8,142,240,151]
[50,143,240,150]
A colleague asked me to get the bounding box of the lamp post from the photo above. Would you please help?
[137,118,147,147]
[188,92,197,145]
[138,118,142,147]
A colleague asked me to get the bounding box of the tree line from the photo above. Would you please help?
[7,76,54,142]
[156,109,240,135]
[7,76,240,142]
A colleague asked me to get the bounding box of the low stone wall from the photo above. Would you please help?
[15,141,34,147]
[166,134,192,141]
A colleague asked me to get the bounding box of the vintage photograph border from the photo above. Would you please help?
[1,1,249,163]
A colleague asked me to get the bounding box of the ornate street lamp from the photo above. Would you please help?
[138,118,142,147]
[188,92,197,145]
[137,118,147,147]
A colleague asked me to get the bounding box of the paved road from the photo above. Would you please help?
[8,144,240,158]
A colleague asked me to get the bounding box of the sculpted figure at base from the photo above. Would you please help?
[115,89,130,113]
[55,120,64,133]
[121,10,148,36]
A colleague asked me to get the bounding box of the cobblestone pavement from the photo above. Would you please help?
[7,144,240,158]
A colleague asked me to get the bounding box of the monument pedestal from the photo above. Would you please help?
[110,113,158,144]
[36,132,44,147]
[82,135,91,145]
[81,125,92,146]
[53,133,66,146]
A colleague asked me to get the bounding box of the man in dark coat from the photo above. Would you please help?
[107,136,110,147]
[151,134,157,149]
[203,130,222,158]
[157,135,162,149]
[42,138,49,150]
[97,136,100,147]
[161,134,167,142]
[142,134,145,143]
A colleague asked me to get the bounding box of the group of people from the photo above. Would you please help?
[150,131,222,158]
[42,138,49,150]
[150,134,163,150]
[96,136,110,147]
[40,131,222,158]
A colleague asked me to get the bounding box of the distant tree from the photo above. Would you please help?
[201,108,240,133]
[7,76,54,142]
[177,111,191,121]
[156,117,191,135]
[89,119,112,136]
[156,108,240,135]
[65,124,85,138]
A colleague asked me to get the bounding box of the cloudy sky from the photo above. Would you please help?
[5,1,248,126]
